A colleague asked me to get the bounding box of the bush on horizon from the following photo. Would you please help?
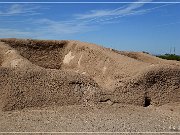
[156,54,180,61]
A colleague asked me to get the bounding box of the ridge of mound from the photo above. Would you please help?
[0,38,180,111]
[0,39,151,89]
[112,50,180,66]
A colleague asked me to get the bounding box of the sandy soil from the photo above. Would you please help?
[0,103,180,134]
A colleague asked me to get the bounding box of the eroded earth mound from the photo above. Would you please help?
[0,38,179,111]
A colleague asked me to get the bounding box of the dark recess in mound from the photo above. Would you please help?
[144,97,151,107]
[0,55,2,66]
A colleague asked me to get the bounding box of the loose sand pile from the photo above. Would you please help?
[0,38,180,111]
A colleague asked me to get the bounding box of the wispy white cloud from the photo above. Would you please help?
[94,3,172,23]
[0,18,97,39]
[0,28,32,38]
[34,19,96,35]
[0,0,174,38]
[75,0,153,20]
[0,4,41,16]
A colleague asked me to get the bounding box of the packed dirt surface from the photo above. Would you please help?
[0,38,179,133]
[0,103,180,133]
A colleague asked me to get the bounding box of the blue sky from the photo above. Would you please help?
[0,0,180,55]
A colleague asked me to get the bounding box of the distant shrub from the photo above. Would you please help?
[156,54,180,61]
[142,51,150,54]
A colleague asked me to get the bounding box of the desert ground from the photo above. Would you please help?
[0,39,179,134]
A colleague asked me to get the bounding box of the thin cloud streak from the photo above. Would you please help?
[0,18,97,39]
[34,18,97,34]
[94,3,173,23]
[75,0,153,20]
[0,4,41,16]
[0,28,32,38]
